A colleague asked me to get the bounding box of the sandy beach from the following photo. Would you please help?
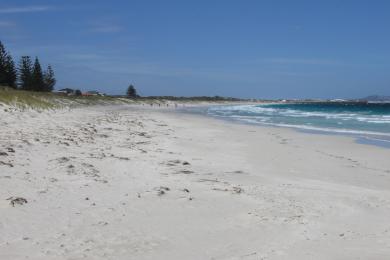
[1,104,390,260]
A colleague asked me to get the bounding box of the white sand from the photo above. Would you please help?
[1,105,390,259]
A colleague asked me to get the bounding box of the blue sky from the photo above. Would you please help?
[0,0,389,99]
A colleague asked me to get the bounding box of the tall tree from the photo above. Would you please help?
[127,84,137,98]
[0,41,8,86]
[4,54,17,88]
[0,41,17,88]
[18,56,33,90]
[43,65,56,92]
[31,57,44,91]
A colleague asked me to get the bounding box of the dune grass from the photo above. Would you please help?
[0,86,132,110]
[0,87,56,109]
[0,86,245,110]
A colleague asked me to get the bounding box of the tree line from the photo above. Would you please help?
[0,40,56,92]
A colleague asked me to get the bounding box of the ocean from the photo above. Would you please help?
[205,102,390,148]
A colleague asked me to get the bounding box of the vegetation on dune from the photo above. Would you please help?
[0,86,56,109]
[0,86,135,110]
[0,86,247,111]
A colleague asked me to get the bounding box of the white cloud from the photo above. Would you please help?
[0,6,51,14]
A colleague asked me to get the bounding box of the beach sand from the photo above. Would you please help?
[1,105,390,259]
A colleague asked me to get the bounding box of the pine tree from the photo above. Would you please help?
[19,56,33,90]
[4,54,17,88]
[0,41,8,86]
[127,84,137,98]
[0,41,17,88]
[43,65,56,92]
[31,57,44,91]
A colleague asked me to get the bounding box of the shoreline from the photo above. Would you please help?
[180,104,390,149]
[1,104,390,259]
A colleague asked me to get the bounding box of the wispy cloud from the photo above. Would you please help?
[60,51,231,80]
[63,53,104,61]
[264,58,341,65]
[0,21,15,27]
[65,56,257,83]
[90,25,123,33]
[0,6,52,14]
[86,18,124,33]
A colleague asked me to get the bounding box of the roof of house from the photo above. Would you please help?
[57,88,75,93]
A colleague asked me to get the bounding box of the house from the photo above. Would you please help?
[55,88,75,95]
[330,99,347,102]
[84,91,106,96]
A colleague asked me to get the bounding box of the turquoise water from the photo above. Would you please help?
[206,102,390,144]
